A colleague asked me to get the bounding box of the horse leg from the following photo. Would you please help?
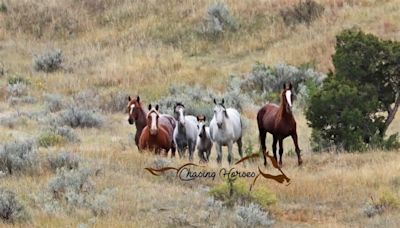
[206,149,211,162]
[278,138,284,167]
[188,140,195,161]
[171,142,176,158]
[272,136,278,164]
[227,142,233,165]
[198,149,205,163]
[259,129,267,166]
[291,132,303,166]
[237,137,243,159]
[216,143,223,164]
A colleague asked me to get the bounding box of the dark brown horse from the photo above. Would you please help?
[257,83,302,167]
[127,96,147,149]
[139,104,176,156]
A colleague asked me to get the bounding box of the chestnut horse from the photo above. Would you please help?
[257,83,302,167]
[138,104,176,156]
[127,96,147,149]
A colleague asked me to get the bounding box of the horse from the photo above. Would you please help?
[257,83,302,167]
[138,104,176,156]
[172,103,198,161]
[209,98,243,164]
[127,96,147,149]
[196,115,213,163]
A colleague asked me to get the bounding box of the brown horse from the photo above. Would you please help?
[127,96,147,149]
[138,104,176,156]
[257,83,302,167]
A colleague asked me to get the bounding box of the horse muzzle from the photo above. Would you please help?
[128,118,134,125]
[217,123,223,129]
[150,129,158,135]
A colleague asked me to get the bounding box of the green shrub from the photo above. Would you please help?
[37,133,64,148]
[209,178,276,209]
[306,29,400,152]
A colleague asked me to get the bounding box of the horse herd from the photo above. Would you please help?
[127,83,303,167]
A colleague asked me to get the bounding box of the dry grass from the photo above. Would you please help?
[0,0,399,226]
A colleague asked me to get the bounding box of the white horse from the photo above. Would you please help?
[209,99,243,164]
[173,103,198,161]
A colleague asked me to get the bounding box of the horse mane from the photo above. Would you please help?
[276,90,289,122]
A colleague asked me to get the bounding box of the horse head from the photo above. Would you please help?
[282,83,293,113]
[127,95,142,125]
[213,98,228,129]
[174,102,186,126]
[147,104,160,135]
[197,115,207,138]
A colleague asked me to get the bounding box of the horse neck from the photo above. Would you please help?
[135,108,147,130]
[278,96,293,121]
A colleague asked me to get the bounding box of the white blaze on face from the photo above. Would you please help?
[150,112,158,134]
[179,108,185,125]
[285,90,292,107]
[130,104,135,114]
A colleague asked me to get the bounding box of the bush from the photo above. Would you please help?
[7,82,28,97]
[0,139,37,175]
[7,75,30,85]
[209,178,276,208]
[43,93,64,112]
[0,114,19,129]
[199,1,238,38]
[0,1,7,13]
[100,90,129,113]
[33,49,63,73]
[43,168,114,216]
[306,29,400,152]
[37,133,64,148]
[280,0,324,26]
[47,152,80,172]
[237,62,326,107]
[57,106,104,128]
[158,83,248,121]
[73,89,100,110]
[53,126,80,143]
[234,203,274,227]
[0,188,30,223]
[6,80,36,106]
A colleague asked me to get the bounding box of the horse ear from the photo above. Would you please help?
[288,83,293,90]
[221,98,225,105]
[148,104,152,110]
[203,116,206,121]
[283,83,286,90]
[197,116,200,121]
[213,98,217,105]
[155,104,159,111]
[128,96,131,101]
[136,96,140,102]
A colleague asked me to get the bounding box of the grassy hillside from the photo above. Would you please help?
[0,0,399,227]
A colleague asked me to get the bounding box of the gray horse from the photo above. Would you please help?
[209,99,243,164]
[173,103,198,160]
[196,115,213,163]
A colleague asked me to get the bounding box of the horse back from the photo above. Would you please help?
[159,114,176,139]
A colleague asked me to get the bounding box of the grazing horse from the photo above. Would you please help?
[209,99,243,164]
[196,115,213,163]
[257,83,302,167]
[139,104,176,156]
[127,96,147,149]
[172,103,198,161]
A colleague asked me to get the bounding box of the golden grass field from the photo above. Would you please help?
[0,0,400,227]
